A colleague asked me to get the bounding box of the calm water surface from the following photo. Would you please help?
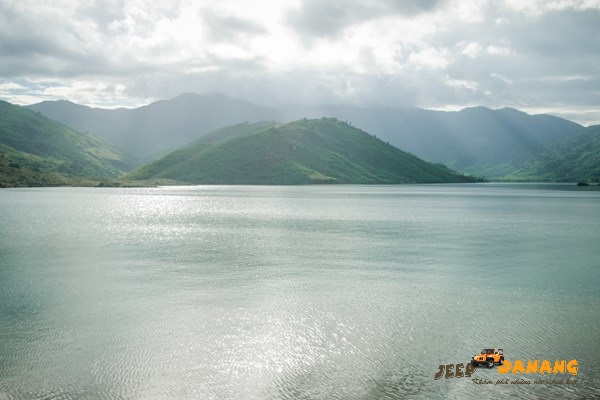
[0,184,599,399]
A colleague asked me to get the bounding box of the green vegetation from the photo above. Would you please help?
[9,92,597,186]
[128,118,482,184]
[29,94,582,175]
[0,101,133,187]
[504,125,600,182]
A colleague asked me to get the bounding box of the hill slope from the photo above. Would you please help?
[28,93,275,161]
[505,125,600,182]
[0,101,133,187]
[279,105,582,176]
[128,118,480,184]
[28,94,581,175]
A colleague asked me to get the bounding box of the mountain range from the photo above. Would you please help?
[27,93,582,177]
[0,93,596,186]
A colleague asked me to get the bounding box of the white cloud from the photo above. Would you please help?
[534,75,591,82]
[451,0,487,23]
[0,82,26,91]
[445,78,479,91]
[409,48,451,69]
[490,73,513,85]
[486,45,514,56]
[461,42,482,58]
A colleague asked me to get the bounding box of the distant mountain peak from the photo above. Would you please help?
[30,98,92,110]
[171,92,204,101]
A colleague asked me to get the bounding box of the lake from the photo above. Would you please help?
[1,184,599,399]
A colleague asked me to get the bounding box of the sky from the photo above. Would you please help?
[0,0,599,125]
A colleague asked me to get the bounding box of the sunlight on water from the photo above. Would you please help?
[0,184,599,399]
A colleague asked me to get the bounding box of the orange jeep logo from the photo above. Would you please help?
[471,348,505,369]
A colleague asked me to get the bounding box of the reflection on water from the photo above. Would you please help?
[0,184,599,399]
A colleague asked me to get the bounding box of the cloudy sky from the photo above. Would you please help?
[0,0,599,124]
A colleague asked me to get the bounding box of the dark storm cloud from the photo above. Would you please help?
[508,9,600,56]
[385,0,442,14]
[76,0,127,31]
[503,8,600,90]
[0,1,161,78]
[0,2,65,58]
[201,9,267,41]
[0,1,103,77]
[287,0,444,38]
[287,1,378,37]
[77,0,183,32]
[0,23,92,77]
[438,7,600,111]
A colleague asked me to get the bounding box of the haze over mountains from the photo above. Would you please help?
[28,93,582,178]
[508,125,600,182]
[0,93,597,186]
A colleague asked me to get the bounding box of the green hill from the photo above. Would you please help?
[128,118,481,184]
[0,100,133,187]
[505,125,600,182]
